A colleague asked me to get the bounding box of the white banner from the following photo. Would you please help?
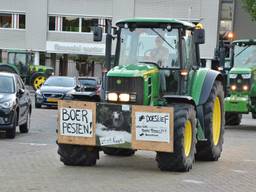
[60,108,93,137]
[135,112,170,142]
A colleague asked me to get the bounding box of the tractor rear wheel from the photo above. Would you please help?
[196,81,224,161]
[102,147,135,156]
[225,112,242,126]
[31,73,47,90]
[58,144,99,166]
[156,104,196,172]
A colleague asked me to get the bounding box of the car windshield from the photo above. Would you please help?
[79,79,97,86]
[119,27,179,68]
[0,76,15,93]
[234,44,256,67]
[44,77,75,87]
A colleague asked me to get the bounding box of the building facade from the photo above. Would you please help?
[0,0,254,76]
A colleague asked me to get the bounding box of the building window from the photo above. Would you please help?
[0,13,12,28]
[49,16,57,31]
[62,16,79,32]
[18,14,25,29]
[81,18,98,32]
[219,1,234,33]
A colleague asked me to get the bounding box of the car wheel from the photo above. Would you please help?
[6,112,17,139]
[20,111,31,133]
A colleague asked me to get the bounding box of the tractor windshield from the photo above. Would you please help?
[234,44,256,67]
[119,27,179,68]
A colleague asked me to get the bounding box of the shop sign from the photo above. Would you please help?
[46,41,105,55]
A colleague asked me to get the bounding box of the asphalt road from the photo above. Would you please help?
[0,102,256,192]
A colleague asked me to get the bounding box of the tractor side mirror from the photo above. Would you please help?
[93,26,103,42]
[194,29,205,44]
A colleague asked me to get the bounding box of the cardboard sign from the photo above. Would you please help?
[135,112,170,142]
[60,108,93,137]
[57,100,96,146]
[132,105,174,152]
[99,135,125,146]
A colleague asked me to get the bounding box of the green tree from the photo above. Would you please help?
[242,0,256,20]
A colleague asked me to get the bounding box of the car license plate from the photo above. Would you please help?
[47,98,59,102]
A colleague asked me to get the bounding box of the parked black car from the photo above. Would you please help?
[77,76,101,101]
[0,72,32,138]
[35,76,81,108]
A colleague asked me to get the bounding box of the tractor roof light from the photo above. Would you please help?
[227,32,234,40]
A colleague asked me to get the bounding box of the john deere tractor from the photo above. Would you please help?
[225,39,256,125]
[0,50,54,90]
[57,18,225,172]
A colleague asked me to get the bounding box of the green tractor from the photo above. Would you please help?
[57,18,225,172]
[225,39,256,125]
[0,50,54,90]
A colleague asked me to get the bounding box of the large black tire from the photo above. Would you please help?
[196,81,224,161]
[31,73,47,90]
[6,112,17,139]
[225,112,242,126]
[102,147,135,156]
[58,144,99,166]
[35,102,42,108]
[252,113,256,119]
[20,111,31,133]
[156,104,196,172]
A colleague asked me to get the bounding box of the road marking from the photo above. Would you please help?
[17,142,48,146]
[182,179,204,184]
[231,169,248,174]
[243,159,256,163]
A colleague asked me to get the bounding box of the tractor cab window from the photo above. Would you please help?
[119,27,179,68]
[182,30,196,68]
[234,43,256,67]
[118,27,180,94]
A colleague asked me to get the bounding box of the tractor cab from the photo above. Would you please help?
[96,18,205,105]
[225,39,256,124]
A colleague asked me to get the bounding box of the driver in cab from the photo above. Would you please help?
[148,36,169,68]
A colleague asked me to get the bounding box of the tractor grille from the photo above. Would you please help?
[107,77,144,104]
[230,74,251,92]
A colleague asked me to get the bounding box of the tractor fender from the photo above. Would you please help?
[198,70,223,105]
[30,72,47,81]
[163,95,196,108]
[0,64,19,74]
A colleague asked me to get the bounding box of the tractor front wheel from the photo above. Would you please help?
[58,144,99,166]
[156,104,196,172]
[225,112,242,126]
[252,113,256,119]
[196,81,224,161]
[102,147,135,156]
[31,73,47,90]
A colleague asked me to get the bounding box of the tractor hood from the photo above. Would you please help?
[107,64,159,77]
[229,67,252,74]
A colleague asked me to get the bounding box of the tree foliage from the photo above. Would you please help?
[242,0,256,20]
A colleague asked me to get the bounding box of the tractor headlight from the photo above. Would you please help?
[119,93,130,102]
[243,85,249,91]
[241,74,251,79]
[107,93,118,101]
[230,85,237,91]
